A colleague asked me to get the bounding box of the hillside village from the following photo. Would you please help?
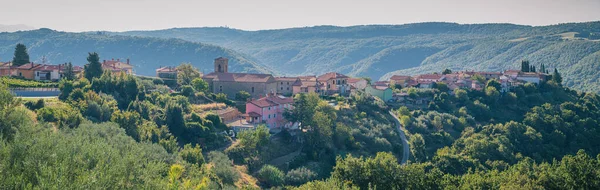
[2,53,553,132]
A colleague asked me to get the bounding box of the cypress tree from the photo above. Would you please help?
[12,43,30,66]
[521,60,530,72]
[84,52,103,81]
[552,68,563,85]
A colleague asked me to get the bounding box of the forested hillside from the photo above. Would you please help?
[0,29,271,75]
[115,22,600,92]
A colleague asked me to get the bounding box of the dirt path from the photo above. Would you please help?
[389,111,410,165]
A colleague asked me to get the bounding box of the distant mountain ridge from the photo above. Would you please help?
[0,29,271,76]
[113,22,600,93]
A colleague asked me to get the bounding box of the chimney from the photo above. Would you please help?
[127,58,130,64]
[112,58,114,61]
[117,58,120,62]
[103,60,106,64]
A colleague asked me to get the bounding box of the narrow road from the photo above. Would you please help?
[389,111,410,165]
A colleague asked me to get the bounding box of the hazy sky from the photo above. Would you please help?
[1,0,599,32]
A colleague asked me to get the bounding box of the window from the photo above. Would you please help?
[274,114,277,118]
[219,86,223,92]
[268,114,271,119]
[281,82,283,85]
[268,107,271,110]
[287,87,289,90]
[251,87,255,93]
[337,80,340,84]
[333,80,336,84]
[287,82,289,85]
[37,72,39,76]
[281,87,283,90]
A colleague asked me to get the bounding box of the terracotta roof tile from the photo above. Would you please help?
[317,72,349,82]
[204,72,275,83]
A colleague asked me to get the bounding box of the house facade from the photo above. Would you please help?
[16,63,42,79]
[102,59,133,74]
[275,77,300,96]
[390,75,412,88]
[317,72,350,95]
[292,76,320,95]
[347,78,368,90]
[156,66,178,79]
[0,62,18,77]
[365,85,393,102]
[244,93,294,129]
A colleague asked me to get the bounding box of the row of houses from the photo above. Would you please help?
[157,57,355,99]
[389,70,549,92]
[0,58,133,81]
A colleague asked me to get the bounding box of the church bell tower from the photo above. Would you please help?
[214,57,229,73]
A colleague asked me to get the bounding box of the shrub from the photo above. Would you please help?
[257,165,285,187]
[181,85,195,97]
[180,144,205,166]
[285,167,317,186]
[24,99,45,110]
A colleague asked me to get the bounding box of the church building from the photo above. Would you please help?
[202,57,278,98]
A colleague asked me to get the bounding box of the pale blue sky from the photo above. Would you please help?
[1,0,599,32]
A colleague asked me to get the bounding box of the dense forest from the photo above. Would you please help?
[115,22,600,93]
[0,29,270,76]
[2,51,600,189]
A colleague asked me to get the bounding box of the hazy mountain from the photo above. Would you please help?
[0,24,36,32]
[114,22,600,92]
[0,29,271,76]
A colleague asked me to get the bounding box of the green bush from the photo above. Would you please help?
[257,165,285,187]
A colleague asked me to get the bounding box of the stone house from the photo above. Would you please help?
[275,77,300,96]
[347,78,368,90]
[390,75,412,88]
[202,57,277,98]
[292,76,320,94]
[156,66,178,79]
[317,72,350,95]
[0,62,18,77]
[101,58,133,74]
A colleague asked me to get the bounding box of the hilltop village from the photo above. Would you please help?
[1,55,553,132]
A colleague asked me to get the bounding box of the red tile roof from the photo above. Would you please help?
[249,94,293,108]
[317,72,349,82]
[156,66,178,73]
[390,75,411,80]
[416,74,442,80]
[204,72,275,83]
[17,63,42,70]
[275,77,300,82]
[347,78,365,83]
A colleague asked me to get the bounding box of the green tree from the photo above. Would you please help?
[521,60,530,72]
[180,144,205,166]
[235,91,251,101]
[176,63,201,86]
[486,79,502,91]
[442,68,452,74]
[63,62,76,80]
[411,133,427,162]
[12,43,30,66]
[84,52,103,81]
[257,165,285,187]
[552,68,563,85]
[191,78,209,92]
